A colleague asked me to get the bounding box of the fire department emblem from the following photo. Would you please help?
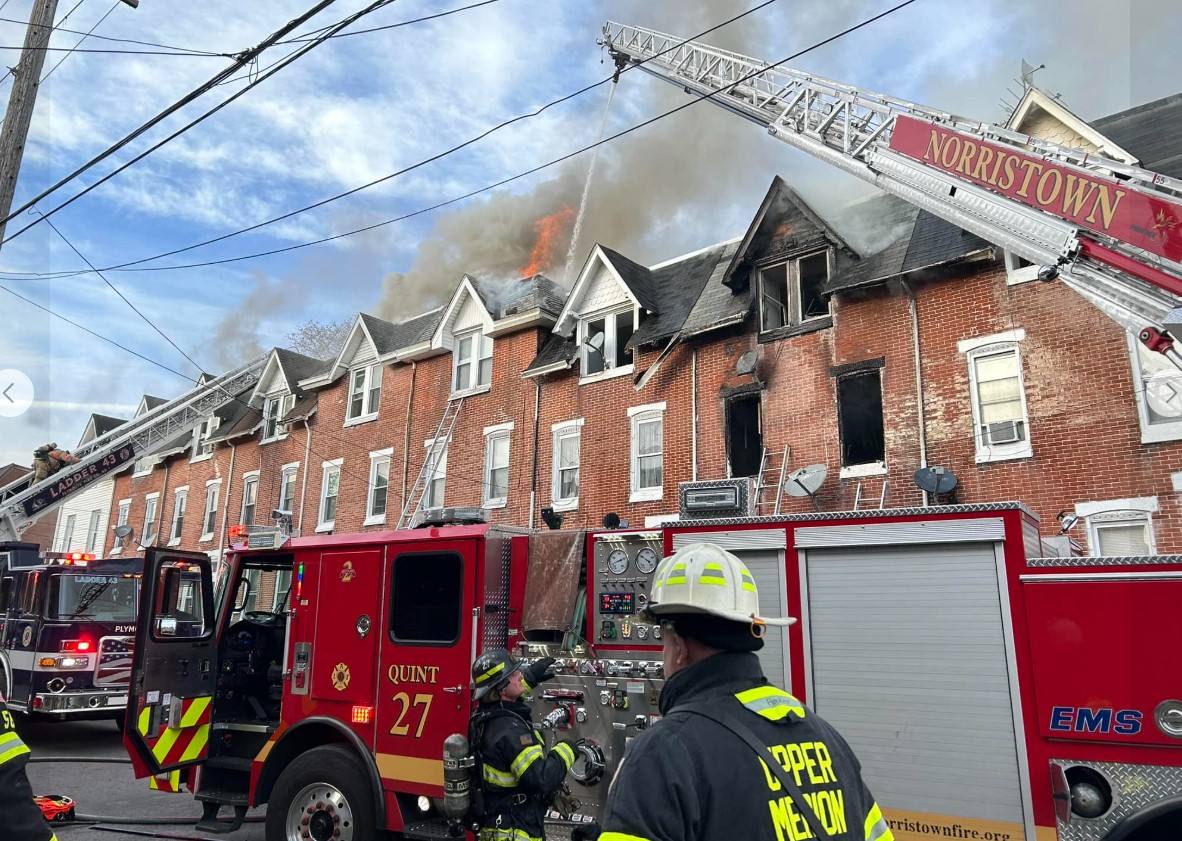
[331,663,351,691]
[339,561,356,583]
[21,626,32,647]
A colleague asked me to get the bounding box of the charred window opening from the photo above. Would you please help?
[759,251,831,332]
[837,371,885,467]
[390,551,462,644]
[726,395,763,478]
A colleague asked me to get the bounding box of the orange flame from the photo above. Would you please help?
[520,205,575,277]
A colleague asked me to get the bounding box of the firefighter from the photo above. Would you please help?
[32,444,80,483]
[0,691,57,841]
[597,543,894,841]
[469,649,576,841]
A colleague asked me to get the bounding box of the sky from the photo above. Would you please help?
[0,0,1178,466]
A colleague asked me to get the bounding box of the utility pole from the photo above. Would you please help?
[0,0,138,244]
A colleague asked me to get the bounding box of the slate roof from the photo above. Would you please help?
[390,307,445,349]
[473,274,567,320]
[360,312,402,357]
[142,395,167,411]
[631,241,735,347]
[680,240,750,336]
[523,332,577,375]
[599,246,662,313]
[1091,92,1182,179]
[89,414,127,438]
[274,348,328,391]
[283,394,318,423]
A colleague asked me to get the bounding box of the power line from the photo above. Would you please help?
[31,0,782,276]
[0,0,87,88]
[0,44,229,56]
[276,0,499,44]
[0,12,229,55]
[40,0,124,85]
[84,0,921,277]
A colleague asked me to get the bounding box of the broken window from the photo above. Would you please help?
[837,371,885,468]
[582,309,635,376]
[726,395,763,478]
[759,251,831,332]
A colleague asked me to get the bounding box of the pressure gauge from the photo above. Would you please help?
[635,548,660,574]
[607,549,630,575]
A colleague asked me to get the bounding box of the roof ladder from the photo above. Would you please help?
[752,444,790,516]
[853,478,889,511]
[397,397,465,530]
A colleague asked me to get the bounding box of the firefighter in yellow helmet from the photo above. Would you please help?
[597,543,894,841]
[0,690,57,841]
[468,649,576,840]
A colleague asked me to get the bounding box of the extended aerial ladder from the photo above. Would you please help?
[0,355,267,544]
[600,23,1182,369]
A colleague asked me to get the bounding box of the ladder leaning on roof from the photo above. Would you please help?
[396,397,465,530]
[752,444,790,516]
[0,355,267,544]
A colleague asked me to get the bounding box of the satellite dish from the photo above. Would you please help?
[587,332,605,352]
[913,466,959,498]
[785,464,827,511]
[113,524,132,539]
[735,350,759,376]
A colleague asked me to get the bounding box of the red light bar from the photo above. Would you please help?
[61,640,93,653]
[66,552,95,562]
[229,525,247,539]
[351,705,373,725]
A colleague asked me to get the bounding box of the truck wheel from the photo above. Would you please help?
[265,745,377,841]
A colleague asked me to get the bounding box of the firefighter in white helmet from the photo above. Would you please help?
[596,543,894,841]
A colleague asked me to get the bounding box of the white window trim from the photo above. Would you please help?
[58,514,76,553]
[345,364,382,426]
[839,461,888,479]
[451,329,494,397]
[112,499,131,554]
[169,486,189,547]
[262,393,295,443]
[578,305,637,385]
[482,423,514,509]
[962,334,1033,463]
[1125,331,1182,444]
[277,462,300,516]
[85,509,102,553]
[422,439,448,509]
[240,470,260,526]
[551,419,584,512]
[200,479,222,542]
[317,458,343,533]
[190,415,220,462]
[629,403,666,502]
[1003,250,1040,285]
[365,448,393,526]
[143,492,161,546]
[132,455,158,478]
[1076,497,1159,556]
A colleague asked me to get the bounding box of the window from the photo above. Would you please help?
[132,455,159,477]
[20,572,41,615]
[318,460,342,532]
[726,396,763,478]
[85,510,101,553]
[366,449,392,525]
[191,416,219,459]
[346,364,382,422]
[960,332,1032,463]
[170,488,188,545]
[263,394,295,442]
[629,403,665,502]
[452,330,494,393]
[581,309,635,377]
[837,371,886,475]
[1004,250,1039,285]
[483,425,512,508]
[551,420,583,510]
[241,473,259,526]
[143,493,160,545]
[759,252,830,332]
[423,440,448,509]
[201,481,220,540]
[390,552,462,644]
[1077,497,1158,557]
[1128,332,1182,443]
[113,499,131,553]
[58,514,76,552]
[277,463,298,515]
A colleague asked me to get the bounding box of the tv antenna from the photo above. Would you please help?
[784,464,827,512]
[913,466,958,504]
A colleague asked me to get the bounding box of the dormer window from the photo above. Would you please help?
[263,394,295,442]
[581,309,635,377]
[453,330,493,394]
[759,251,830,332]
[191,415,220,460]
[346,364,382,423]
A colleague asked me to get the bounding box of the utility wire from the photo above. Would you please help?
[0,0,86,87]
[87,0,922,276]
[0,0,350,237]
[0,13,228,55]
[40,0,782,275]
[0,44,228,56]
[40,1,122,86]
[276,0,499,44]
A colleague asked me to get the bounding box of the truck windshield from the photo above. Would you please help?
[47,573,138,622]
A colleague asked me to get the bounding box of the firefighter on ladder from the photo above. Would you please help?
[469,650,576,841]
[1,690,57,841]
[32,444,80,483]
[598,543,894,841]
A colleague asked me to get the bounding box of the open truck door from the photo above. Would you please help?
[123,548,217,784]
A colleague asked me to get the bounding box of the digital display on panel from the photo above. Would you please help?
[599,591,635,614]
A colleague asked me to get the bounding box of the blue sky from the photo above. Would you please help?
[1,0,1178,465]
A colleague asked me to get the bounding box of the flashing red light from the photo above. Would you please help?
[351,705,373,725]
[66,552,95,562]
[61,640,93,653]
[229,525,247,539]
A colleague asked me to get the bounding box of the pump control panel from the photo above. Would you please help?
[592,531,664,646]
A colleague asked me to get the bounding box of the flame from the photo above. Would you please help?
[520,205,575,277]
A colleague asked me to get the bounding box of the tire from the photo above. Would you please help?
[265,745,378,841]
[113,714,126,733]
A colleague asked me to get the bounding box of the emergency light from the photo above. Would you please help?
[61,640,92,653]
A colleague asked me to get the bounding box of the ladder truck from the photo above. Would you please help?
[0,356,265,723]
[599,22,1182,370]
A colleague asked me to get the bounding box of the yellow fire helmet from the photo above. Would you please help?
[642,542,796,634]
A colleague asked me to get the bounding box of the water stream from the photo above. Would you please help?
[562,82,617,284]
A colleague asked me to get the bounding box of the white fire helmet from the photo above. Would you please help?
[642,542,796,630]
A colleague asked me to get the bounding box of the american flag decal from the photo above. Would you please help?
[97,636,135,687]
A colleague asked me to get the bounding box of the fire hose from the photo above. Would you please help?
[26,755,265,833]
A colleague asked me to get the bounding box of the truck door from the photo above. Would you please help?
[374,539,478,795]
[123,548,217,779]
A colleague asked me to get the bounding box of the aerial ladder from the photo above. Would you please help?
[0,355,267,544]
[600,23,1182,370]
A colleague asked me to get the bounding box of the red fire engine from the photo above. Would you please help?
[122,501,1181,841]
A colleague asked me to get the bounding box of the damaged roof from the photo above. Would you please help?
[631,240,737,347]
[523,332,577,376]
[1091,92,1182,180]
[473,274,567,320]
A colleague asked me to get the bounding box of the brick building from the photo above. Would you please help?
[100,89,1182,557]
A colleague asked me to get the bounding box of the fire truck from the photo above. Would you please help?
[121,502,1181,841]
[0,542,140,725]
